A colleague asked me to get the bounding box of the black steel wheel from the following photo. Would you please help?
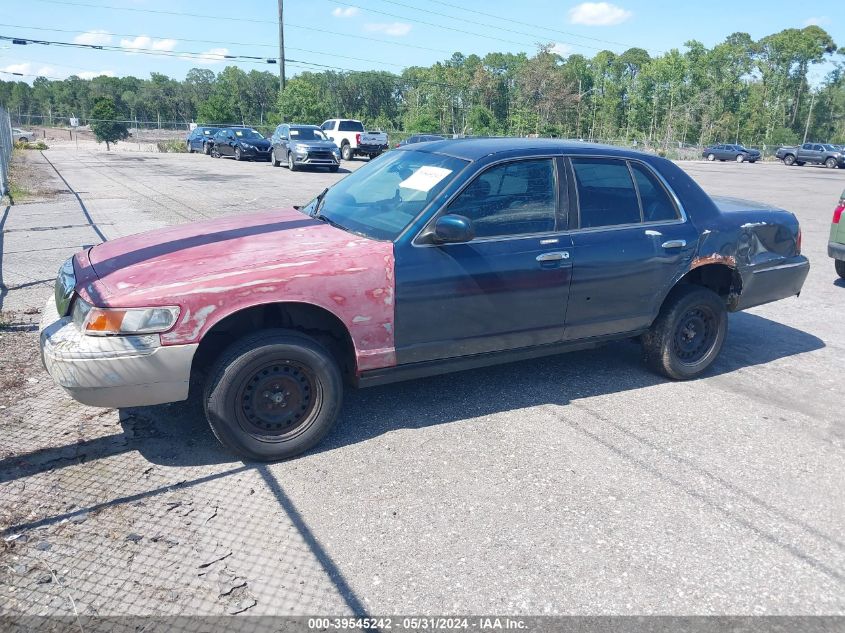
[204,329,343,461]
[642,285,727,380]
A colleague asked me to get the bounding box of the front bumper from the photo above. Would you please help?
[829,241,845,260]
[241,146,272,160]
[39,297,197,408]
[292,150,340,166]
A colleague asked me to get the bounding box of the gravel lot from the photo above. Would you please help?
[0,146,843,620]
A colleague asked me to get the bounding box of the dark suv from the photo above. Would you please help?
[210,127,272,161]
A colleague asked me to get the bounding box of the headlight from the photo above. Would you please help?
[241,142,253,149]
[54,257,76,316]
[294,144,309,153]
[72,297,179,336]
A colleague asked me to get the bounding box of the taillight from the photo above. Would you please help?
[356,133,361,145]
[834,205,844,224]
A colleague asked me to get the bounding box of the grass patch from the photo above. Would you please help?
[13,140,49,150]
[156,139,188,153]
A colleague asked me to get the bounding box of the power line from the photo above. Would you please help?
[27,0,455,54]
[0,23,408,68]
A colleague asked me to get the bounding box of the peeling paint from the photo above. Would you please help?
[690,252,737,270]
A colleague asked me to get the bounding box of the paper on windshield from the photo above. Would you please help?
[399,166,453,192]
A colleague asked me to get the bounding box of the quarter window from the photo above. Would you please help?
[571,158,641,228]
[630,163,679,222]
[448,159,557,238]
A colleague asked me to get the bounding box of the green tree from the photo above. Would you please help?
[89,97,129,150]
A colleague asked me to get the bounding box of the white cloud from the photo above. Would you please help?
[551,42,572,57]
[184,47,230,65]
[76,70,116,79]
[73,30,113,46]
[364,22,412,36]
[1,62,57,78]
[803,16,829,27]
[569,2,632,26]
[120,35,178,53]
[332,6,359,17]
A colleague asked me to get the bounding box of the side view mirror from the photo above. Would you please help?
[433,214,474,244]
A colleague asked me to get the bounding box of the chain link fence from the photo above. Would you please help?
[0,106,12,197]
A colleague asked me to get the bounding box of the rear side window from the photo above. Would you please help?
[630,163,679,222]
[571,158,640,228]
[448,159,556,238]
[339,120,365,132]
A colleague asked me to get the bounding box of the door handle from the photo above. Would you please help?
[661,240,686,249]
[536,251,569,262]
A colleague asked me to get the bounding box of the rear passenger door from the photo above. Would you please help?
[563,157,696,341]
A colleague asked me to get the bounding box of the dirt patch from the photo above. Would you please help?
[6,151,67,203]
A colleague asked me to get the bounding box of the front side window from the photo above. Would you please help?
[302,150,467,241]
[447,159,557,238]
[571,158,641,228]
[321,121,336,131]
[630,163,679,222]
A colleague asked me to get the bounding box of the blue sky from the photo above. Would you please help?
[1,0,843,84]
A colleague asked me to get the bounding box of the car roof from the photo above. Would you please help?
[403,137,656,162]
[288,123,320,128]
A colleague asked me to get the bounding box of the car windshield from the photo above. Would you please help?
[202,128,218,135]
[290,127,328,141]
[233,129,264,139]
[301,150,468,241]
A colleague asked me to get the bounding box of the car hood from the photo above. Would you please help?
[81,208,374,304]
[244,138,270,147]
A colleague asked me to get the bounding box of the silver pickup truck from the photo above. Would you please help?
[776,143,845,168]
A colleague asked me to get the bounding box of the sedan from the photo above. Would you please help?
[186,126,219,154]
[210,127,272,161]
[702,144,761,163]
[12,128,35,143]
[396,134,445,148]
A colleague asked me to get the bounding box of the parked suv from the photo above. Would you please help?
[186,126,219,154]
[702,144,760,163]
[39,139,809,461]
[776,143,845,168]
[210,127,271,161]
[321,118,388,161]
[270,124,340,171]
[830,189,845,279]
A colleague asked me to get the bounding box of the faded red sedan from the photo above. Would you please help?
[40,139,808,460]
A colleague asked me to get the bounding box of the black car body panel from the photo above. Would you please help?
[210,127,271,160]
[702,144,761,161]
[186,126,219,152]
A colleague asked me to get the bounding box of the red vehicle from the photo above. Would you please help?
[40,139,808,461]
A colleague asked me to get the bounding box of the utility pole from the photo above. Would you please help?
[802,92,815,144]
[278,0,285,92]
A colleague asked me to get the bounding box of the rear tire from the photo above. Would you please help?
[783,154,796,166]
[203,329,343,461]
[641,285,727,380]
[836,259,845,280]
[341,143,353,161]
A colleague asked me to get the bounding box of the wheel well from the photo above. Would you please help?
[340,139,349,146]
[674,263,742,309]
[191,302,357,383]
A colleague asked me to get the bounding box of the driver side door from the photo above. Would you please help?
[394,157,573,364]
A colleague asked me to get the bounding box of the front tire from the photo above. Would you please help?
[836,259,845,280]
[735,154,744,163]
[204,330,343,461]
[641,285,727,380]
[287,152,297,171]
[187,141,194,153]
[341,143,353,161]
[234,147,242,161]
[825,157,837,169]
[783,154,796,166]
[271,149,280,167]
[203,142,212,155]
[707,153,715,161]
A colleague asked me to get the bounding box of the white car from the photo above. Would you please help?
[12,127,35,143]
[320,119,388,161]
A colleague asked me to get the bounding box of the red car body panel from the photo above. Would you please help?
[72,208,397,372]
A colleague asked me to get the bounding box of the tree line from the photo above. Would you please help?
[1,24,843,147]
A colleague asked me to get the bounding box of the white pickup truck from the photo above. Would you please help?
[320,119,389,161]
